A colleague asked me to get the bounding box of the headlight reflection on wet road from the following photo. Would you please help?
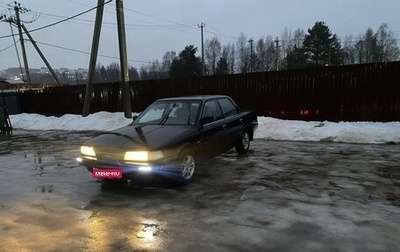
[131,219,163,250]
[82,209,164,251]
[135,222,160,242]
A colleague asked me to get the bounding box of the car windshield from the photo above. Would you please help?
[136,100,200,125]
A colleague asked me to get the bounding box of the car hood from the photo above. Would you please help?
[84,124,195,150]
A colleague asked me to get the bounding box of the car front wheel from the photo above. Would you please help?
[179,152,196,183]
[235,131,250,154]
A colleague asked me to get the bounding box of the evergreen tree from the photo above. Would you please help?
[283,46,308,69]
[169,45,202,78]
[215,57,229,75]
[129,66,139,80]
[303,21,343,66]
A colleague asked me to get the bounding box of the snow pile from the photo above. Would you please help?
[254,117,400,144]
[9,112,400,144]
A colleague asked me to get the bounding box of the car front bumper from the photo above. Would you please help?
[77,157,181,179]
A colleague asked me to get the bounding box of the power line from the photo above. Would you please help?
[34,40,153,64]
[122,5,197,31]
[0,40,18,52]
[206,24,237,41]
[36,9,198,31]
[62,1,200,34]
[28,0,112,33]
[0,0,112,39]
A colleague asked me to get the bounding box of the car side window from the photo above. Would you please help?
[218,98,239,117]
[201,100,223,123]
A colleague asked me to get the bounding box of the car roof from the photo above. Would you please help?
[157,95,229,102]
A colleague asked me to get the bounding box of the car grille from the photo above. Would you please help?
[95,147,124,161]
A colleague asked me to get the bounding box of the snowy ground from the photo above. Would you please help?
[9,112,400,144]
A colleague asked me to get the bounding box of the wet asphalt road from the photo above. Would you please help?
[0,130,399,252]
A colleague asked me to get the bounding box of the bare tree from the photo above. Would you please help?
[376,23,400,62]
[280,28,293,60]
[354,24,399,64]
[161,51,177,78]
[222,43,235,74]
[205,37,222,75]
[280,28,305,68]
[359,28,380,63]
[292,29,305,48]
[236,33,250,73]
[253,36,275,72]
[342,35,357,65]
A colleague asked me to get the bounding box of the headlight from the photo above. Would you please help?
[81,146,96,157]
[124,151,164,162]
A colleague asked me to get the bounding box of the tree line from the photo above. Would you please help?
[95,21,400,82]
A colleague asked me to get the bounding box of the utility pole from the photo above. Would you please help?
[116,0,131,118]
[248,38,254,73]
[8,23,23,86]
[20,24,61,85]
[275,37,280,71]
[1,2,61,87]
[14,2,31,87]
[83,0,132,118]
[82,0,105,117]
[198,22,205,76]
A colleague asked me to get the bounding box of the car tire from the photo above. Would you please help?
[178,152,196,184]
[235,130,250,154]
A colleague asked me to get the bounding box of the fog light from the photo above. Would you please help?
[138,166,152,172]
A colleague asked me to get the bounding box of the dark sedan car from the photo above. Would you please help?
[78,95,258,184]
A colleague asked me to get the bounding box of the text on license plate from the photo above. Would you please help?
[92,168,123,179]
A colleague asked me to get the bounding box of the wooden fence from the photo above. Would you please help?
[16,61,400,122]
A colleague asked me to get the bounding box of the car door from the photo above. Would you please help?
[216,97,244,148]
[196,99,227,157]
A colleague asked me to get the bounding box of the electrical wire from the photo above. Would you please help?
[35,40,153,64]
[0,40,17,52]
[28,0,112,33]
[121,5,197,31]
[0,0,112,39]
[1,1,399,68]
[38,12,183,30]
[206,24,237,41]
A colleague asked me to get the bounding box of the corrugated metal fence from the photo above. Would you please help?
[16,61,400,122]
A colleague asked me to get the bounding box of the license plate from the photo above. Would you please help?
[92,168,123,179]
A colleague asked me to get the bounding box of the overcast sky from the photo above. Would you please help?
[0,0,399,71]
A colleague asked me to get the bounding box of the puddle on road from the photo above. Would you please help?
[1,132,400,251]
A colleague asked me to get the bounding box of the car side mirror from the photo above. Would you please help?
[199,116,214,126]
[132,115,138,121]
